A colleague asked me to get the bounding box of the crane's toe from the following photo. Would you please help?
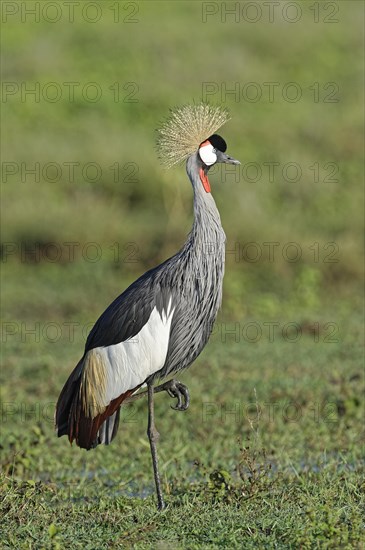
[161,379,190,411]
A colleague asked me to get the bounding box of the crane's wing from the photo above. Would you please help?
[55,263,176,449]
[85,276,157,350]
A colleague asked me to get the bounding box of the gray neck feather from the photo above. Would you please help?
[158,153,226,378]
[185,153,226,252]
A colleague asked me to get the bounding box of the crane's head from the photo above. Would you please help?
[156,103,240,179]
[198,133,240,167]
[195,133,240,192]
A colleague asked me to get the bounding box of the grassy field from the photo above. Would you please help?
[1,1,364,548]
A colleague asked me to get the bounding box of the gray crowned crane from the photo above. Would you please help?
[55,103,240,510]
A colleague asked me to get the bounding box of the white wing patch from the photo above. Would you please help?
[90,301,175,406]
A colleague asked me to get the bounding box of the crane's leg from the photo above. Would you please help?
[147,382,165,510]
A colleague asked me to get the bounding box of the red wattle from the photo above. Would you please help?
[199,168,211,193]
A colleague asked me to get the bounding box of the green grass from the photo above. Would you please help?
[1,320,364,547]
[1,0,364,547]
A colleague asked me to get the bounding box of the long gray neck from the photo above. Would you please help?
[185,153,225,250]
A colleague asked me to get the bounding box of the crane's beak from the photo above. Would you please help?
[217,151,241,165]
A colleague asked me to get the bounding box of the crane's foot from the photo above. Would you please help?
[124,379,190,412]
[156,379,190,411]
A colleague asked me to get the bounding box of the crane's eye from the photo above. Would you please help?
[199,143,217,166]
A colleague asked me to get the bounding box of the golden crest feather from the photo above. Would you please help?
[156,103,230,168]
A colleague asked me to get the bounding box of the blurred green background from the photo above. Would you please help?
[1,1,364,546]
[2,1,363,325]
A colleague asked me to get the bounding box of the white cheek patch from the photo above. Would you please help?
[199,143,217,166]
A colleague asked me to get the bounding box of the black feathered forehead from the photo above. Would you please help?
[206,134,227,152]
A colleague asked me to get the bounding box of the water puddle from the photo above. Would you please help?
[39,456,364,505]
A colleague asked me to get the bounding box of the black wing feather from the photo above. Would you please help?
[85,260,174,351]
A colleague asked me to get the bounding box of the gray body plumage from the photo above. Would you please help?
[158,154,226,380]
[87,153,225,380]
[56,152,225,449]
[85,155,225,368]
